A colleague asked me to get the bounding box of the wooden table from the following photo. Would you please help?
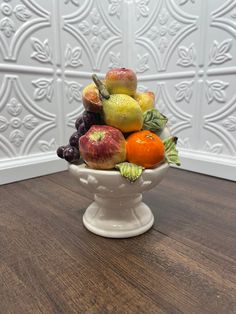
[0,168,235,313]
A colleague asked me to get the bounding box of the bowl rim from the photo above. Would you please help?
[68,161,169,176]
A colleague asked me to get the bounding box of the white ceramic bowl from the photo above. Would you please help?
[69,162,169,238]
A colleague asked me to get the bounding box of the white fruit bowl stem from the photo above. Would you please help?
[83,194,154,238]
[68,162,169,238]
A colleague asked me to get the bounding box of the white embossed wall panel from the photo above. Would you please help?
[0,0,235,184]
[135,0,236,181]
[0,0,128,184]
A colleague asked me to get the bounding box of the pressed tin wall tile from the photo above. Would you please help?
[0,0,235,184]
[135,0,236,180]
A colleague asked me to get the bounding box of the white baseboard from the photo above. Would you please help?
[177,150,236,181]
[0,153,67,185]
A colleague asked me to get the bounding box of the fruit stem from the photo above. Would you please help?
[89,131,105,141]
[92,74,110,99]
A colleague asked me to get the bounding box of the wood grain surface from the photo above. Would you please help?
[0,168,235,314]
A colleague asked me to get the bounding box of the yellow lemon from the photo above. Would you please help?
[102,94,143,133]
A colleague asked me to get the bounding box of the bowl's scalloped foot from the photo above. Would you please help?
[82,195,154,238]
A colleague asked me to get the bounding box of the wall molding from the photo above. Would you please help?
[0,153,67,185]
[178,149,236,181]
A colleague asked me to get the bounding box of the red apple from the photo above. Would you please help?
[79,125,126,170]
[105,68,137,96]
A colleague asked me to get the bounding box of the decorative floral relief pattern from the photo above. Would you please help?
[1,3,12,16]
[23,115,39,130]
[7,99,22,116]
[78,21,89,35]
[108,0,149,20]
[205,80,228,104]
[9,130,25,147]
[13,5,31,22]
[108,0,122,18]
[109,51,121,68]
[65,44,83,67]
[0,3,31,39]
[78,8,111,53]
[175,81,193,103]
[0,2,51,63]
[64,0,80,6]
[0,17,15,37]
[177,44,196,67]
[31,38,53,64]
[65,81,82,103]
[0,98,39,147]
[203,141,223,154]
[10,117,21,129]
[0,116,9,132]
[32,78,54,102]
[146,8,182,54]
[177,138,190,149]
[38,138,57,152]
[146,26,158,41]
[208,39,232,66]
[135,0,149,20]
[223,116,236,131]
[136,53,149,73]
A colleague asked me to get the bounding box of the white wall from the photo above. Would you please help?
[0,0,236,184]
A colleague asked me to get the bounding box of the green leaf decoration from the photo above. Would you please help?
[115,162,144,182]
[164,137,181,166]
[143,108,168,131]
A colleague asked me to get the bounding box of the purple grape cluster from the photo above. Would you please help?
[57,145,80,163]
[56,110,102,163]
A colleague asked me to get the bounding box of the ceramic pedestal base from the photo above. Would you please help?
[68,162,169,239]
[83,194,154,238]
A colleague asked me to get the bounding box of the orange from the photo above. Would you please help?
[126,130,165,168]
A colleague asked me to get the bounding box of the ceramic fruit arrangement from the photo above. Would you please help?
[57,68,180,182]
